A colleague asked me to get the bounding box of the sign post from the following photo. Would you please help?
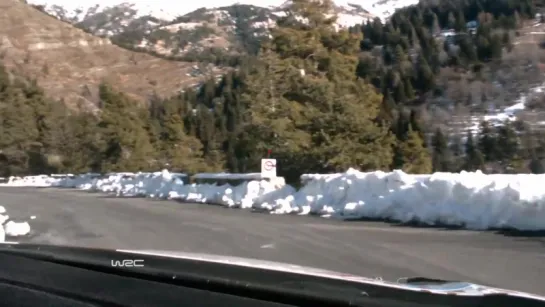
[261,158,277,178]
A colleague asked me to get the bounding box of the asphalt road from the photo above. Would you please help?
[1,186,544,296]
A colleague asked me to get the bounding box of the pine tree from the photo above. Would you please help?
[477,121,497,161]
[62,112,102,172]
[160,97,207,173]
[448,12,456,29]
[495,122,518,160]
[391,110,408,169]
[205,99,227,171]
[403,78,415,100]
[431,128,450,172]
[145,92,164,151]
[464,131,484,171]
[393,78,407,102]
[415,55,435,92]
[454,10,466,32]
[529,158,545,174]
[393,108,409,139]
[28,92,70,173]
[242,0,395,176]
[431,13,440,34]
[97,83,155,172]
[449,134,463,171]
[399,125,432,174]
[0,80,40,175]
[409,109,425,144]
[495,121,520,170]
[394,45,407,65]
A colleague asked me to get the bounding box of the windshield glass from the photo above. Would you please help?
[1,0,544,300]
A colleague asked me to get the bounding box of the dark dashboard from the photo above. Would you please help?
[0,244,540,307]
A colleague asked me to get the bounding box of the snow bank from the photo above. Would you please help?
[259,169,545,230]
[52,170,286,208]
[0,206,32,242]
[169,177,286,208]
[0,175,57,187]
[5,168,545,230]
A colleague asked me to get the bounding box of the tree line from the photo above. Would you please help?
[2,0,545,183]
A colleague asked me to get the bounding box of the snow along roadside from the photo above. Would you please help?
[5,169,545,231]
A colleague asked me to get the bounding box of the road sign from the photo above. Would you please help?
[261,159,277,178]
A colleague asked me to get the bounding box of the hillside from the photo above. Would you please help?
[0,0,224,108]
[353,1,545,140]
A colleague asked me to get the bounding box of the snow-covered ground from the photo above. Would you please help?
[4,168,545,231]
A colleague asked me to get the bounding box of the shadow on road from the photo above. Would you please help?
[344,217,464,230]
[96,195,146,199]
[343,217,545,238]
[492,229,545,238]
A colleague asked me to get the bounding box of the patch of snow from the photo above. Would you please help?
[0,206,33,242]
[503,102,526,113]
[355,0,419,21]
[4,221,31,237]
[336,13,372,28]
[465,83,545,135]
[161,22,202,31]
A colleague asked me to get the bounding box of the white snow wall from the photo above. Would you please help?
[256,169,545,230]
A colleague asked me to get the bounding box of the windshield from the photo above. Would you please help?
[0,0,544,302]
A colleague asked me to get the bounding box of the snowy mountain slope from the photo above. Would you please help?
[26,0,415,23]
[364,0,419,21]
[26,0,417,57]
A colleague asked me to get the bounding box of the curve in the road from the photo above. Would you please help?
[1,187,544,296]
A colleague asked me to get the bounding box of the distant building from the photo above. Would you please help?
[466,21,478,34]
[466,20,478,29]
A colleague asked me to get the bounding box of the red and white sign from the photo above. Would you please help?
[261,159,277,178]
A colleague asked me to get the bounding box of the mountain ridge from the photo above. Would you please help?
[26,0,416,24]
[26,0,416,58]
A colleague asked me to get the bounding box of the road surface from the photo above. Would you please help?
[1,187,544,295]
